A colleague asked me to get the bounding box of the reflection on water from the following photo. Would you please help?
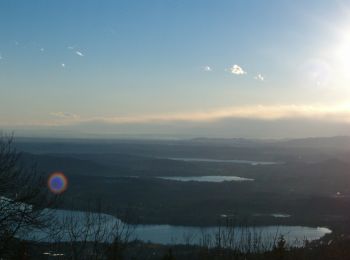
[24,209,331,248]
[271,214,291,218]
[135,224,330,246]
[254,213,292,218]
[168,157,282,165]
[158,176,254,182]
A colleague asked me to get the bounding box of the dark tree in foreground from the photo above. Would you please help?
[0,133,53,257]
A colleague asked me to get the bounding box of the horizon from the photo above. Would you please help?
[11,134,350,143]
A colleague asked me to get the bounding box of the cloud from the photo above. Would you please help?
[75,51,84,57]
[40,48,45,52]
[67,46,75,50]
[229,64,246,75]
[92,104,350,124]
[5,104,350,128]
[51,112,79,120]
[254,73,264,81]
[61,63,65,68]
[46,103,350,125]
[203,66,212,72]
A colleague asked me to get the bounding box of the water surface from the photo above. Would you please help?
[24,209,331,248]
[158,176,254,182]
[167,157,281,165]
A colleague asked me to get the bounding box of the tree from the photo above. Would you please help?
[271,235,287,260]
[0,133,53,257]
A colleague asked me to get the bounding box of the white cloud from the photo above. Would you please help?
[67,46,84,56]
[229,64,246,75]
[61,63,65,68]
[203,66,212,72]
[51,112,79,119]
[254,73,264,81]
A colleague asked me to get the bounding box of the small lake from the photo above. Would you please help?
[167,157,281,165]
[24,209,331,249]
[135,224,330,247]
[158,176,254,182]
[253,213,291,218]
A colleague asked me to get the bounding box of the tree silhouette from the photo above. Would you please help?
[0,133,53,257]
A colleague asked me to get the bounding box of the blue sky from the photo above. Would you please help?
[1,0,350,138]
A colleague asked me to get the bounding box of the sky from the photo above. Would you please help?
[2,0,350,139]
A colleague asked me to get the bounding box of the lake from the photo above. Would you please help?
[158,176,254,182]
[167,157,282,165]
[24,209,331,249]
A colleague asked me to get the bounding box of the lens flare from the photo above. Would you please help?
[48,172,68,194]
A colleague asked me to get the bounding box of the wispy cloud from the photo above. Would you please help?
[61,63,66,68]
[51,112,79,120]
[229,64,246,75]
[254,73,264,81]
[75,51,84,57]
[203,66,212,72]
